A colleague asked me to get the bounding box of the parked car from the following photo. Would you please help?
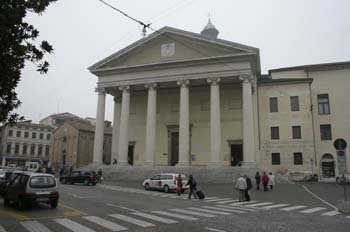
[142,173,189,193]
[0,169,5,181]
[59,170,97,186]
[0,170,23,195]
[3,172,59,210]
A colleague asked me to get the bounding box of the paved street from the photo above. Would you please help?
[0,180,349,232]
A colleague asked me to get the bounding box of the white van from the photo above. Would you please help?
[25,162,40,172]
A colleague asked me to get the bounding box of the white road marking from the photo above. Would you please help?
[204,197,220,200]
[152,211,198,221]
[67,193,85,199]
[300,207,327,214]
[230,200,258,206]
[170,208,216,217]
[302,185,337,210]
[204,227,226,232]
[21,221,52,232]
[321,210,341,216]
[131,212,178,224]
[280,205,307,211]
[0,226,6,232]
[203,206,245,213]
[188,207,231,215]
[109,214,155,227]
[83,216,127,231]
[215,205,259,212]
[243,202,274,207]
[54,218,96,232]
[105,203,138,212]
[205,198,231,202]
[216,200,239,204]
[260,204,289,209]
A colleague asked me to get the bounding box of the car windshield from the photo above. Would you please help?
[29,176,56,188]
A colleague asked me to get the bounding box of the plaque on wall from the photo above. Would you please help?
[161,43,175,57]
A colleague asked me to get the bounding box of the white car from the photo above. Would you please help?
[142,173,189,193]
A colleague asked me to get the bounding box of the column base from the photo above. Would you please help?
[116,160,129,166]
[176,161,190,167]
[242,161,257,168]
[143,161,155,166]
[208,161,223,167]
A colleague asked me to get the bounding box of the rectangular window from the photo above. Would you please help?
[16,131,21,137]
[39,133,44,139]
[269,97,278,112]
[8,130,13,137]
[271,153,281,165]
[6,143,11,153]
[292,126,302,139]
[32,132,36,139]
[290,96,300,111]
[30,144,35,155]
[45,146,50,156]
[23,144,27,155]
[15,143,20,154]
[320,124,332,140]
[318,94,330,114]
[38,146,43,155]
[271,127,280,140]
[294,152,303,165]
[47,134,51,140]
[24,131,29,138]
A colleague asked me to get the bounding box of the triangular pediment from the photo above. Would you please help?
[89,27,258,72]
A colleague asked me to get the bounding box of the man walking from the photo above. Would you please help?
[244,175,252,201]
[235,175,247,202]
[262,172,269,192]
[268,172,275,190]
[186,175,197,199]
[255,172,261,191]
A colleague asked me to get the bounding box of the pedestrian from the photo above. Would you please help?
[255,171,261,191]
[244,175,252,201]
[59,167,64,177]
[69,165,73,174]
[176,173,182,196]
[186,174,197,199]
[235,175,247,202]
[262,172,269,192]
[268,172,275,190]
[97,168,103,184]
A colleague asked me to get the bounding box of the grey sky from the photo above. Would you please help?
[16,0,350,123]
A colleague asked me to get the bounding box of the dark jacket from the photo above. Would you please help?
[186,176,197,190]
[255,174,261,183]
[246,177,253,190]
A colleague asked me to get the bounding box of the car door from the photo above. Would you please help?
[6,174,27,201]
[70,171,80,183]
[150,175,160,189]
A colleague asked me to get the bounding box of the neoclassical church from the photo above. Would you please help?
[89,21,350,180]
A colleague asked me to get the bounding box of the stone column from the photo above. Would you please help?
[177,80,190,166]
[239,75,256,165]
[93,88,106,164]
[144,83,157,166]
[111,96,121,163]
[2,156,6,167]
[208,77,222,166]
[117,86,130,166]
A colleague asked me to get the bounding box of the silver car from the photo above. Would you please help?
[142,173,188,193]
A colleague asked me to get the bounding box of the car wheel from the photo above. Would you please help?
[84,180,90,186]
[17,198,26,210]
[144,183,150,190]
[71,181,74,185]
[163,185,170,193]
[3,197,9,206]
[50,200,58,209]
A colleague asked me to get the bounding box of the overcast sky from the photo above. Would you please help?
[16,0,350,123]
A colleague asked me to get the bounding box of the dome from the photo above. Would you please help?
[200,19,219,39]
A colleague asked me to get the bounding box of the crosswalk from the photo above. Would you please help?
[1,200,349,232]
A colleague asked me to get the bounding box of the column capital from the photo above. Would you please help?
[95,87,106,95]
[145,82,157,90]
[207,77,221,85]
[113,96,122,103]
[239,74,253,83]
[118,85,130,92]
[177,79,190,88]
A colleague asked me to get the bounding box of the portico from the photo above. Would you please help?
[89,23,260,167]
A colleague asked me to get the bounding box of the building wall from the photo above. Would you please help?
[127,84,244,166]
[258,82,315,174]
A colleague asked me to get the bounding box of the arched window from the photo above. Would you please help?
[321,153,335,177]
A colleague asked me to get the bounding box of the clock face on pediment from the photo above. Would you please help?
[95,32,252,70]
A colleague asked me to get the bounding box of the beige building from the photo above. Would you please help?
[88,22,349,180]
[40,112,87,128]
[0,121,53,167]
[51,121,112,171]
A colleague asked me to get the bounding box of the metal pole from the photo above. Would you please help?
[343,173,347,201]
